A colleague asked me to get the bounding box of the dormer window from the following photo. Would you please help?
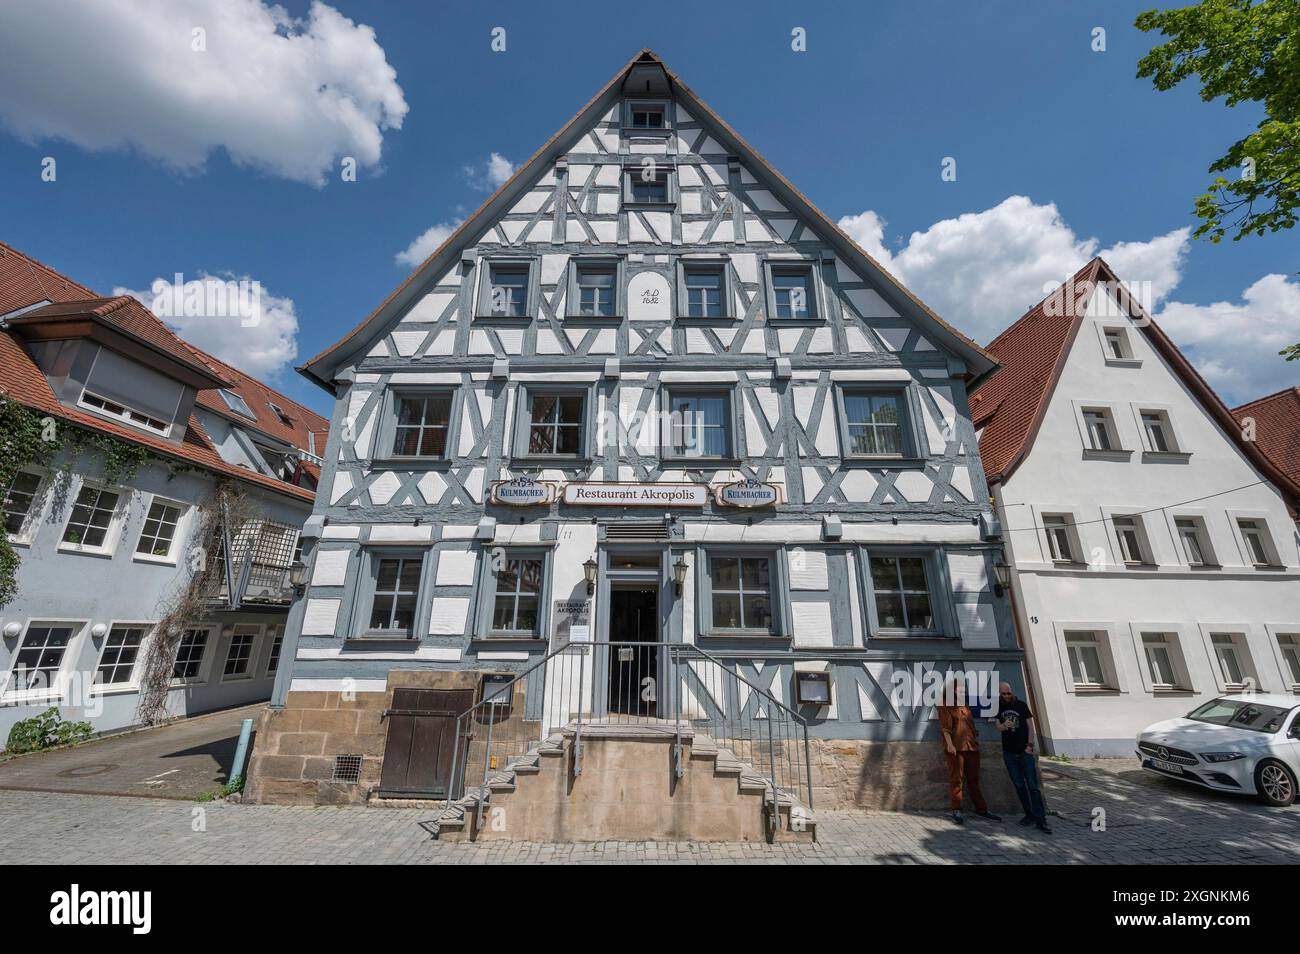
[268,402,293,427]
[77,345,183,438]
[219,389,256,420]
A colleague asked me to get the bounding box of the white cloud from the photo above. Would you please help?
[464,152,516,191]
[0,0,407,186]
[115,274,298,379]
[836,196,1296,403]
[1157,275,1300,403]
[395,220,462,268]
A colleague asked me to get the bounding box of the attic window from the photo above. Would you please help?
[624,100,670,133]
[268,402,293,427]
[219,389,256,420]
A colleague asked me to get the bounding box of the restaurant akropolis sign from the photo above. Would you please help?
[490,479,782,508]
[563,482,709,507]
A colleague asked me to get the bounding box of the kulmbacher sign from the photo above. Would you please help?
[489,476,558,506]
[714,478,781,508]
[563,482,708,507]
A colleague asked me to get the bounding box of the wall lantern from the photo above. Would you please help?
[289,559,309,592]
[794,671,833,707]
[2,621,22,639]
[992,557,1012,598]
[90,623,108,639]
[672,554,689,594]
[583,557,598,595]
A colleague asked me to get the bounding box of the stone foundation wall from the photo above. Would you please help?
[807,739,1021,812]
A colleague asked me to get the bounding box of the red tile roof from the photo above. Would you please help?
[0,242,326,503]
[973,258,1300,511]
[1233,387,1300,488]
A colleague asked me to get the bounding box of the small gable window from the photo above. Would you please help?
[765,262,821,320]
[477,260,537,319]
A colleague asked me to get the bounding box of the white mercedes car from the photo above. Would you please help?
[1136,693,1300,807]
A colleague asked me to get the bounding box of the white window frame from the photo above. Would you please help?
[220,624,263,682]
[1053,622,1125,694]
[1039,512,1083,564]
[132,494,191,565]
[2,619,88,704]
[171,624,215,686]
[1109,513,1154,567]
[1228,511,1283,569]
[58,479,128,557]
[1071,401,1132,458]
[1198,624,1262,693]
[763,258,825,322]
[1169,512,1218,569]
[1093,323,1141,366]
[2,467,50,546]
[265,626,284,677]
[91,620,155,695]
[1127,623,1194,693]
[1265,625,1300,692]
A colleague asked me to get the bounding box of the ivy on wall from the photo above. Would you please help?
[0,396,155,607]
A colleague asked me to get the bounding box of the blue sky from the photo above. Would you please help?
[0,0,1295,415]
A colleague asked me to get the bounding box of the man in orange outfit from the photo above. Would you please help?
[937,677,1002,826]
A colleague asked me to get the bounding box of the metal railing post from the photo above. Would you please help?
[573,646,585,777]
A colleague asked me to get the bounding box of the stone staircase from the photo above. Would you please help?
[426,724,816,843]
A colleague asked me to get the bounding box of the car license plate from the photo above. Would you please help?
[1152,758,1183,774]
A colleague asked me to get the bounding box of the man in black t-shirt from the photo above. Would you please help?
[995,682,1050,833]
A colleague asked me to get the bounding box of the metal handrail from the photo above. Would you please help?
[442,640,814,836]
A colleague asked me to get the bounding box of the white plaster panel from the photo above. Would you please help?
[788,550,829,590]
[435,550,477,586]
[368,471,402,505]
[792,602,834,648]
[429,598,470,636]
[311,550,350,587]
[301,599,340,636]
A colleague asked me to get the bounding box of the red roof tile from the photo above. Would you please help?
[973,258,1300,511]
[1233,387,1300,487]
[0,242,326,503]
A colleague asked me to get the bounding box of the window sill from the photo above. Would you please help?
[622,127,672,138]
[698,631,788,641]
[1103,357,1143,368]
[765,316,825,326]
[675,314,739,322]
[510,456,591,468]
[89,684,139,698]
[221,674,254,683]
[1121,561,1160,571]
[870,632,960,641]
[369,457,452,471]
[472,634,545,646]
[1082,448,1133,461]
[347,632,417,644]
[1151,686,1193,695]
[474,314,534,323]
[1071,686,1120,695]
[57,544,115,559]
[1248,563,1287,572]
[1142,451,1192,463]
[133,553,179,567]
[841,456,926,470]
[563,314,624,324]
[661,456,742,467]
[623,202,677,212]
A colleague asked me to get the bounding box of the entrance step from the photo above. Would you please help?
[424,727,816,844]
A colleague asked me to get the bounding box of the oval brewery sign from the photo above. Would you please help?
[714,478,781,508]
[490,476,557,506]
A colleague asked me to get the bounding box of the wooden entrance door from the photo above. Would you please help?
[378,688,474,798]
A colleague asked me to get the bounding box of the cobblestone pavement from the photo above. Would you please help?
[0,757,1296,864]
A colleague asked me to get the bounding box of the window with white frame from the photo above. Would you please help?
[3,470,43,540]
[135,499,185,559]
[624,163,671,205]
[1211,633,1250,689]
[708,555,774,633]
[390,393,453,458]
[219,388,256,419]
[172,628,208,681]
[1139,410,1176,453]
[667,390,732,459]
[627,102,667,130]
[1042,514,1077,563]
[1277,634,1300,688]
[1065,630,1111,689]
[681,263,727,318]
[523,391,586,457]
[1082,408,1117,451]
[572,261,617,318]
[266,631,284,675]
[368,557,422,634]
[1112,515,1149,565]
[1174,517,1213,567]
[9,624,75,693]
[483,262,531,317]
[868,555,935,634]
[1103,327,1132,360]
[1141,633,1183,690]
[223,626,259,678]
[768,263,818,319]
[842,390,907,458]
[490,555,545,636]
[61,485,121,551]
[95,625,146,686]
[1236,518,1278,567]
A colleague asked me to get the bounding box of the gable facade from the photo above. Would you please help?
[254,53,1022,808]
[989,277,1300,757]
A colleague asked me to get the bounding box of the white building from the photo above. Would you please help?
[975,258,1300,757]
